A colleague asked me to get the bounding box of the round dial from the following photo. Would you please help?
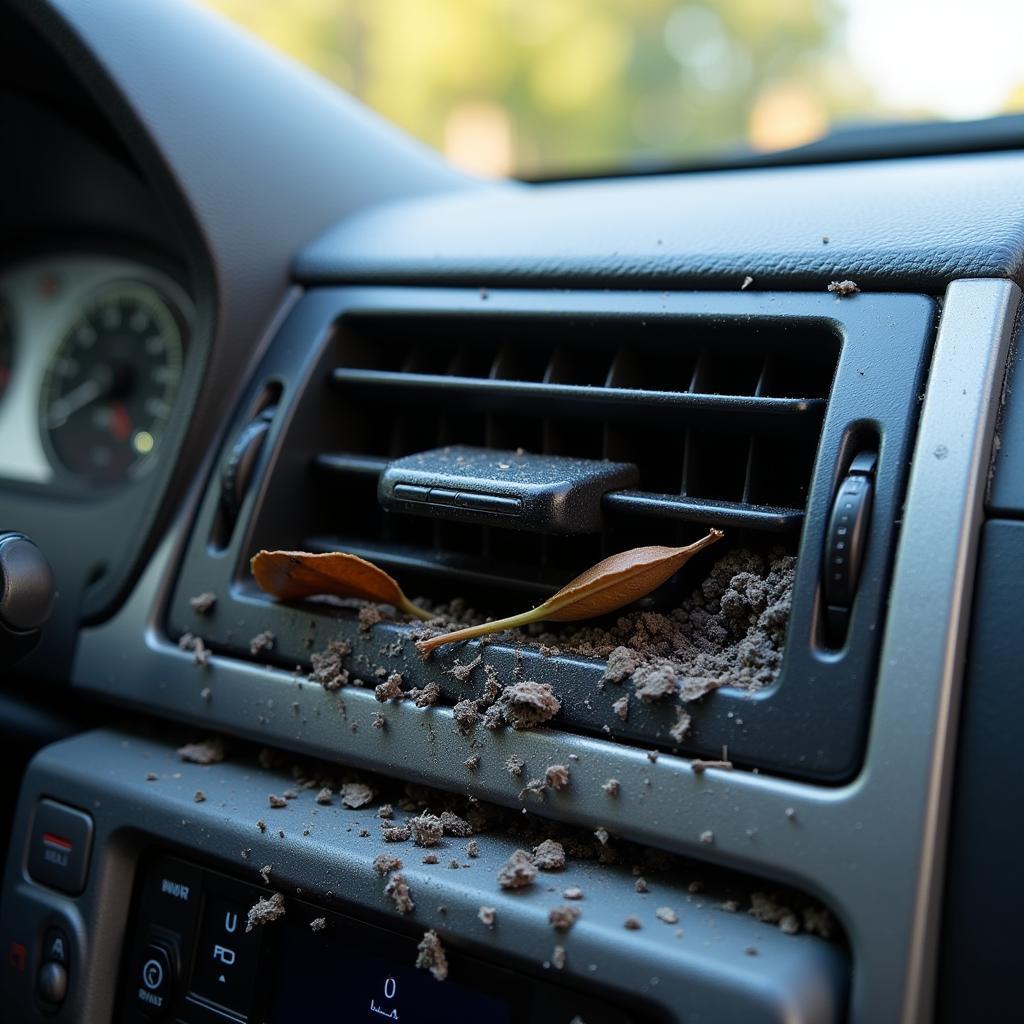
[40,281,185,483]
[0,299,13,403]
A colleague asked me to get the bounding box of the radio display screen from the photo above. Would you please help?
[267,915,517,1023]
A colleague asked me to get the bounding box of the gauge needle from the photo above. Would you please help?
[46,367,112,429]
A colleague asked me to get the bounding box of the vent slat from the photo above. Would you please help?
[331,368,824,428]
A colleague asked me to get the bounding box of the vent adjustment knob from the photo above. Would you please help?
[823,451,876,644]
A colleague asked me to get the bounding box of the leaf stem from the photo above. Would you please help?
[416,607,544,657]
[400,596,435,622]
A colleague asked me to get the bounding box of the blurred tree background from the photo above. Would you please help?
[198,0,983,177]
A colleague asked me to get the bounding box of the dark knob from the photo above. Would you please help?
[0,533,56,633]
[37,960,68,1005]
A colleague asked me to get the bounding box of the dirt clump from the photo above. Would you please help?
[375,673,404,702]
[496,680,560,730]
[381,825,411,843]
[267,794,287,809]
[178,738,225,764]
[624,916,642,930]
[340,782,374,809]
[310,917,326,932]
[246,892,285,932]
[505,755,525,778]
[602,778,620,796]
[373,853,403,876]
[189,592,217,615]
[828,279,859,297]
[655,906,679,924]
[563,887,584,900]
[440,811,473,837]
[544,765,570,791]
[315,787,333,805]
[384,872,415,914]
[478,905,496,928]
[310,640,351,691]
[416,929,448,981]
[531,839,566,871]
[410,813,444,847]
[249,631,275,656]
[178,633,211,667]
[193,790,206,803]
[497,849,538,889]
[549,905,580,932]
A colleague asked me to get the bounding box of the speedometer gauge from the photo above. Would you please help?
[39,280,185,483]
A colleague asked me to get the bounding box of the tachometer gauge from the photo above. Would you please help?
[40,280,185,483]
[0,299,13,402]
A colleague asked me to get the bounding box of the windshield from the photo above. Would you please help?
[203,0,1024,178]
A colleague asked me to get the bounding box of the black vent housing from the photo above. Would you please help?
[169,287,935,782]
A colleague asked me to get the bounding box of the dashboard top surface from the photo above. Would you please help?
[297,149,1024,294]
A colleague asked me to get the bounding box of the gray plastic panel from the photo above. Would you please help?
[0,729,846,1023]
[72,280,1021,1022]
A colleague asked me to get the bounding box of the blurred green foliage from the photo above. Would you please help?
[203,0,876,176]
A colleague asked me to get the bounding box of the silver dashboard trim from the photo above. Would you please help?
[74,279,1021,1023]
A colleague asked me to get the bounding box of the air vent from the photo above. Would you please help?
[171,287,934,781]
[295,309,836,606]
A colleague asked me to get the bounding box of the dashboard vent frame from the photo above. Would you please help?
[167,287,935,782]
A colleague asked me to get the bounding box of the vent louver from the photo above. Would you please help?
[295,309,837,604]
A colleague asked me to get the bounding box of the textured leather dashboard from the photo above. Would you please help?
[297,151,1024,293]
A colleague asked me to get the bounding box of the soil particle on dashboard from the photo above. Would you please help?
[267,794,287,809]
[505,755,525,778]
[410,681,441,707]
[624,916,642,930]
[249,631,275,657]
[310,917,326,932]
[373,853,402,876]
[478,906,496,928]
[827,279,860,297]
[544,765,570,791]
[315,787,333,805]
[551,945,566,969]
[340,782,374,809]
[602,778,621,796]
[452,699,480,734]
[372,712,386,729]
[377,804,394,819]
[632,662,679,702]
[563,887,584,900]
[497,849,538,889]
[440,811,473,837]
[450,654,483,683]
[699,830,714,845]
[749,892,800,934]
[415,929,448,981]
[256,819,267,833]
[177,738,225,764]
[178,633,211,667]
[635,878,649,893]
[531,839,566,871]
[381,824,411,843]
[410,813,444,847]
[496,680,561,730]
[310,639,351,691]
[655,906,679,924]
[145,771,158,781]
[467,840,480,858]
[464,754,481,771]
[384,872,415,914]
[246,892,285,932]
[259,864,272,884]
[189,592,217,615]
[549,905,580,933]
[374,673,404,702]
[612,695,629,720]
[359,605,384,632]
[423,853,439,864]
[193,790,206,803]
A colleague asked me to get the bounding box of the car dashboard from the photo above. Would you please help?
[1,2,1023,1024]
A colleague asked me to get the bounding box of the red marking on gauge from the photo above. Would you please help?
[110,402,132,441]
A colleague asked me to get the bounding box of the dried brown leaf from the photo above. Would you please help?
[250,550,431,620]
[416,529,724,657]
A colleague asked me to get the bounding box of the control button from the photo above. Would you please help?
[135,940,173,1017]
[27,800,93,895]
[189,893,261,1015]
[43,928,69,966]
[37,961,68,1005]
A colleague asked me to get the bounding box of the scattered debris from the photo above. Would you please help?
[416,929,448,981]
[310,639,351,691]
[699,830,714,845]
[602,778,621,797]
[423,854,439,864]
[256,819,266,833]
[532,839,566,871]
[544,765,570,791]
[635,878,649,893]
[827,279,859,297]
[655,906,679,924]
[624,916,642,930]
[178,632,211,667]
[549,905,580,932]
[669,710,692,745]
[189,592,217,615]
[450,654,483,683]
[594,828,610,846]
[373,853,403,876]
[246,892,285,932]
[478,906,497,929]
[145,771,157,781]
[375,673,404,702]
[200,687,212,702]
[259,864,272,884]
[193,790,206,803]
[453,699,480,734]
[464,754,481,771]
[410,813,444,847]
[381,825,411,843]
[377,804,394,820]
[340,782,374,809]
[250,631,275,656]
[741,275,754,290]
[722,899,740,913]
[692,759,733,774]
[612,695,629,721]
[385,872,415,914]
[467,840,480,858]
[315,787,333,805]
[505,755,525,778]
[440,811,473,837]
[372,712,386,730]
[632,662,679,702]
[745,945,758,956]
[359,604,384,631]
[177,739,224,764]
[496,680,561,730]
[563,887,584,900]
[411,681,441,708]
[497,849,538,889]
[551,945,566,969]
[268,794,287,809]
[646,750,659,763]
[310,917,326,932]
[749,892,800,935]
[785,807,797,821]
[603,646,641,684]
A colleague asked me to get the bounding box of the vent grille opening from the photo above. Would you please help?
[248,309,839,614]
